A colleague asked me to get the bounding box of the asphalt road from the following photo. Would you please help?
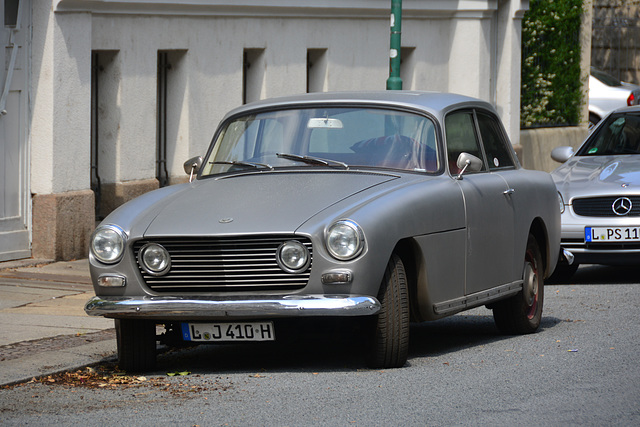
[1,264,639,426]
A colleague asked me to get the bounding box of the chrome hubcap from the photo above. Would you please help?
[523,261,538,306]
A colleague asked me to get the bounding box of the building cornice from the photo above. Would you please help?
[55,0,500,19]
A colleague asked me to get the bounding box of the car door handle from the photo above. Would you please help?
[503,188,515,197]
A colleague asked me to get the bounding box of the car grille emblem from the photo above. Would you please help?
[612,197,632,216]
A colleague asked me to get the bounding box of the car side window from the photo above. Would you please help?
[445,111,485,174]
[476,112,515,170]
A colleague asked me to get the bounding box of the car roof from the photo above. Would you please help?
[222,91,496,122]
[609,105,640,115]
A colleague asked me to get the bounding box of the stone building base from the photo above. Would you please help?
[32,190,95,261]
[518,126,589,173]
[99,179,159,220]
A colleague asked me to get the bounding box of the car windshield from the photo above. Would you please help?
[200,107,439,176]
[577,112,640,156]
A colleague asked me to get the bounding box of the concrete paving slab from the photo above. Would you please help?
[0,288,67,310]
[0,340,117,386]
[0,259,118,385]
[0,283,85,310]
[4,296,92,317]
[0,313,113,345]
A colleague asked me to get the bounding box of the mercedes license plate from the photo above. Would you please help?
[182,322,275,342]
[585,226,640,242]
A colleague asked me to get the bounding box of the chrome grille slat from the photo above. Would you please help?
[134,236,312,293]
[146,271,293,279]
[170,264,275,269]
[146,278,306,285]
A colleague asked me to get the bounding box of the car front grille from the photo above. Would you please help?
[133,236,312,293]
[572,196,640,217]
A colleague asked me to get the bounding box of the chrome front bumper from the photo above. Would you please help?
[85,295,381,319]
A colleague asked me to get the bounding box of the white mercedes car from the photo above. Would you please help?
[551,105,640,279]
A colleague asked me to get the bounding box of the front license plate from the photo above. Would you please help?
[181,322,275,342]
[585,226,640,242]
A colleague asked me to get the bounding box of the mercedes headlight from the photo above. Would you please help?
[326,220,364,261]
[558,191,565,214]
[90,225,127,264]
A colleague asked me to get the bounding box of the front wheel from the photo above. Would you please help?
[367,254,410,368]
[115,319,157,372]
[492,234,544,334]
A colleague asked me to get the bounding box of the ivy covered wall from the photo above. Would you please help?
[521,0,585,128]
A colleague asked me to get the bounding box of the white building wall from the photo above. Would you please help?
[31,11,92,194]
[87,11,525,184]
[495,0,529,146]
[51,0,528,187]
[90,15,394,184]
[447,17,493,100]
[29,2,55,195]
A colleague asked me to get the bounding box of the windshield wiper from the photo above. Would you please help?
[276,153,349,169]
[210,161,274,170]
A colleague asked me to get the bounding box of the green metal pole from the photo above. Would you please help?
[386,0,402,90]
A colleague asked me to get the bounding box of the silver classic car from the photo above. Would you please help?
[551,106,640,279]
[85,91,561,371]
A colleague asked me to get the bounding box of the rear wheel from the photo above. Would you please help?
[115,319,157,372]
[367,254,410,368]
[492,234,544,334]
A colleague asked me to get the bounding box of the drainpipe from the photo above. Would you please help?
[386,0,402,90]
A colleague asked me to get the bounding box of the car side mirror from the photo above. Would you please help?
[550,146,574,163]
[455,152,483,179]
[183,156,203,182]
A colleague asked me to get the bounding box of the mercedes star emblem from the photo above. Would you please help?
[612,197,633,216]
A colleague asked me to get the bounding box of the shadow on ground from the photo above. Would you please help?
[551,264,640,285]
[143,312,562,375]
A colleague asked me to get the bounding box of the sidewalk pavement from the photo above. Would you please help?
[0,259,116,386]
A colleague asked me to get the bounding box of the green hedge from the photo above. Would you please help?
[521,0,584,128]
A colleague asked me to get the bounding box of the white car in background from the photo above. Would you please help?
[551,106,640,280]
[589,67,640,128]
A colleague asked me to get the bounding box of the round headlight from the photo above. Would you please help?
[90,225,127,264]
[276,241,310,273]
[138,243,171,276]
[326,220,364,261]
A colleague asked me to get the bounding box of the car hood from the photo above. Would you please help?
[141,171,399,236]
[552,155,640,200]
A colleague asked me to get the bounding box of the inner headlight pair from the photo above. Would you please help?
[138,243,171,275]
[277,241,311,274]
